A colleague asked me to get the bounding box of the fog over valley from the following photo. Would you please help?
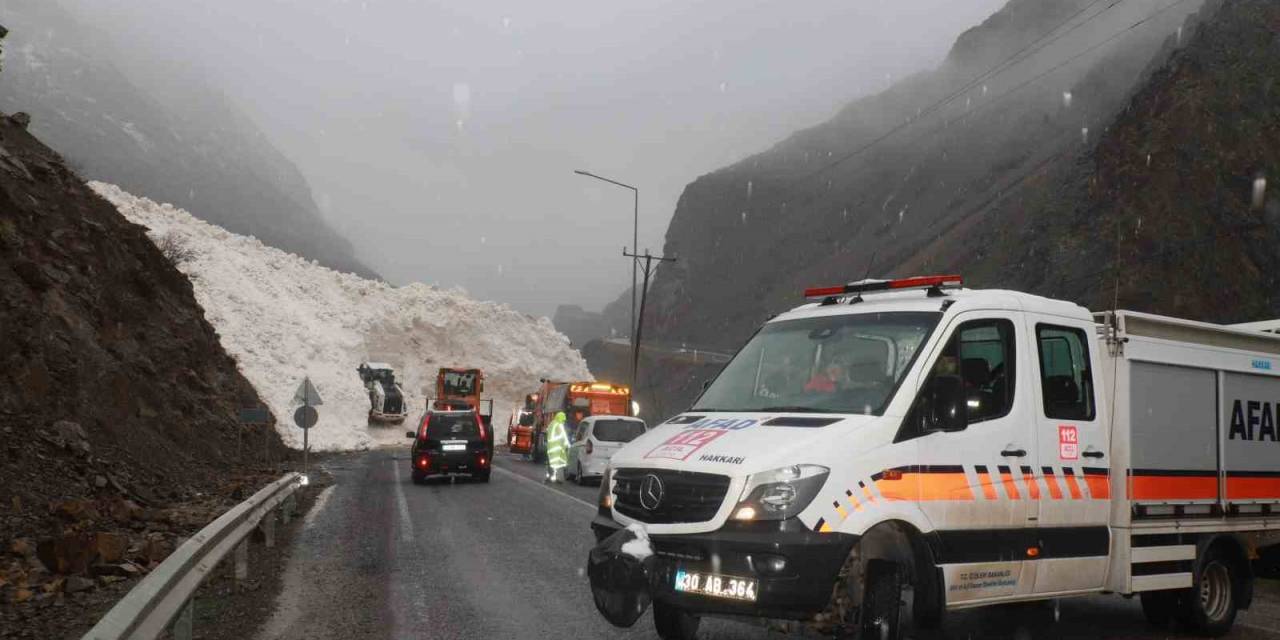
[45,0,1005,315]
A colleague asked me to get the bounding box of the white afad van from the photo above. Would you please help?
[589,275,1280,639]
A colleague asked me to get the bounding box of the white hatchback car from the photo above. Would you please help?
[566,415,647,485]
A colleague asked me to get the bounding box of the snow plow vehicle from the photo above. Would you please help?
[526,380,630,462]
[588,275,1280,639]
[433,367,493,447]
[358,362,408,424]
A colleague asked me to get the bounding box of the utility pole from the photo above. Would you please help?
[623,248,676,407]
[574,170,639,389]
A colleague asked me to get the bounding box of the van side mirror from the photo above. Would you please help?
[405,430,416,439]
[921,375,967,432]
[701,379,712,392]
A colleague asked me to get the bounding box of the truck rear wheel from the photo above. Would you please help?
[652,601,700,640]
[1181,547,1239,636]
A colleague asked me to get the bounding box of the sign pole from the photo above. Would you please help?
[303,392,310,478]
[292,377,322,480]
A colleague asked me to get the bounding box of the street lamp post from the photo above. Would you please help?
[573,169,639,389]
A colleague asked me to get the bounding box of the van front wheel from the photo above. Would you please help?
[861,560,904,640]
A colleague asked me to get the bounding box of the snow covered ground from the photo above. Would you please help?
[92,182,592,451]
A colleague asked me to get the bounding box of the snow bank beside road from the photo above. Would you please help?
[92,182,592,451]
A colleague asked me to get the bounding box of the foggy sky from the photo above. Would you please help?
[62,0,1006,316]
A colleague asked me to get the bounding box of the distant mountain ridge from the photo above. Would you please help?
[0,0,377,279]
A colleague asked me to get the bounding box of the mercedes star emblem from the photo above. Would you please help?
[639,474,665,511]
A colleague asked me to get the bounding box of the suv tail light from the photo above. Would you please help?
[477,453,489,467]
[416,454,430,470]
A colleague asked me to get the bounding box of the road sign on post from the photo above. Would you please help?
[293,378,324,407]
[293,376,322,479]
[293,405,319,430]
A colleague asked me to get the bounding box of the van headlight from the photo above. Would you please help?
[598,465,614,513]
[731,465,829,521]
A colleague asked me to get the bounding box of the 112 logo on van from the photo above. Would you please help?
[1058,425,1079,460]
[645,429,729,461]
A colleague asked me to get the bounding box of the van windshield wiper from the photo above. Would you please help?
[756,406,828,413]
[690,407,731,412]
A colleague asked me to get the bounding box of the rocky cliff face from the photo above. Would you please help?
[0,0,377,279]
[0,110,286,631]
[639,0,1241,352]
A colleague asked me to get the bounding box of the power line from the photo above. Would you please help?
[793,0,1192,187]
[909,0,1125,133]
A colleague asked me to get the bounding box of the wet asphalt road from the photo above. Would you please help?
[252,448,1280,640]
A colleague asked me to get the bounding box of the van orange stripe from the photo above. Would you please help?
[1225,476,1280,500]
[1062,469,1084,500]
[1130,474,1214,501]
[1041,468,1063,500]
[875,473,975,501]
[976,472,999,500]
[860,482,877,504]
[1021,467,1041,500]
[845,490,863,512]
[998,466,1021,500]
[1083,469,1111,500]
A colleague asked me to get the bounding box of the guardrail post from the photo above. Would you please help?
[234,540,249,586]
[262,510,277,548]
[173,598,193,640]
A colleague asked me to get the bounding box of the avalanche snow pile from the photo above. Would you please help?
[91,182,592,451]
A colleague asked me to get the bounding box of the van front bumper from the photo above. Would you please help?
[591,514,857,620]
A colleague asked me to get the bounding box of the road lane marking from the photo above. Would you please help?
[392,461,414,542]
[491,465,597,512]
[302,485,336,530]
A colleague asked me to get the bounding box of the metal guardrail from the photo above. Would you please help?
[82,472,304,640]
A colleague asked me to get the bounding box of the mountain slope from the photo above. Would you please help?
[93,183,592,451]
[641,0,1215,350]
[0,0,377,279]
[946,0,1280,320]
[0,106,290,634]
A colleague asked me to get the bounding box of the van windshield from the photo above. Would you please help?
[692,311,941,415]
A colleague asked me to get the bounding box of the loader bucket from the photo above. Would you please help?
[586,527,654,628]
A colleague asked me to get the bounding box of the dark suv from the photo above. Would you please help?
[405,409,493,483]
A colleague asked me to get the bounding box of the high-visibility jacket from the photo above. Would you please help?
[547,412,569,470]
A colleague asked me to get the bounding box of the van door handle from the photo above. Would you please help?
[1082,450,1105,459]
[1000,448,1027,458]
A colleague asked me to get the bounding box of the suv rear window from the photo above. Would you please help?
[592,419,645,442]
[427,413,479,439]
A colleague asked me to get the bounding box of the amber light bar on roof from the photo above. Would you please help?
[569,383,630,395]
[804,275,963,299]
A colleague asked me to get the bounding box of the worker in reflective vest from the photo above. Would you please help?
[545,411,569,483]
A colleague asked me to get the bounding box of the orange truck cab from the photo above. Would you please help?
[433,368,494,442]
[527,381,631,462]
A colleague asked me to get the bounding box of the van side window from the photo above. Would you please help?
[1036,324,1096,420]
[900,319,1016,441]
[949,320,1017,424]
